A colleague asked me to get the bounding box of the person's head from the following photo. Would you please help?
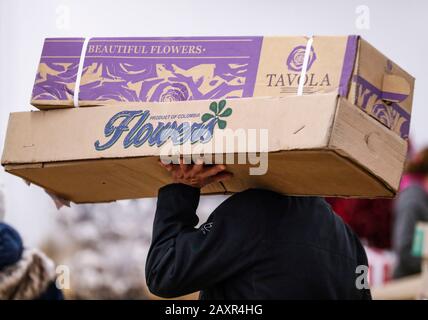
[405,147,428,177]
[0,222,24,270]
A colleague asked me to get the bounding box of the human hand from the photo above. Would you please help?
[158,158,233,188]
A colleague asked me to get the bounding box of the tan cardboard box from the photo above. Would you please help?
[2,93,407,203]
[31,36,414,139]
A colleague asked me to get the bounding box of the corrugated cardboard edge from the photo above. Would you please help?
[3,148,395,203]
[3,158,229,202]
[328,96,407,195]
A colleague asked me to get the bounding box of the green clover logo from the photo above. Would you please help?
[201,100,232,129]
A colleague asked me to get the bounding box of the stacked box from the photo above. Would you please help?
[32,36,414,139]
[2,94,407,202]
[0,35,415,203]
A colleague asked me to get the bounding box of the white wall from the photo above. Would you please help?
[0,0,427,245]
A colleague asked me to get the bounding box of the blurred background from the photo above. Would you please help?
[1,0,428,299]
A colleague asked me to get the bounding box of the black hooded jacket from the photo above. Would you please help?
[146,184,371,300]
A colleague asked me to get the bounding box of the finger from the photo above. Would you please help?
[194,157,205,165]
[172,166,184,179]
[158,159,173,172]
[190,160,204,176]
[212,171,233,183]
[204,171,233,186]
[179,157,190,174]
[199,164,227,179]
[187,177,201,187]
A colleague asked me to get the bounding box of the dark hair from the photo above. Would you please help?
[406,147,428,175]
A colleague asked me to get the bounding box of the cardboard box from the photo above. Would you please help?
[2,93,407,203]
[31,36,414,139]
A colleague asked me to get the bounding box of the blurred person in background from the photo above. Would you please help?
[393,147,428,278]
[146,160,372,300]
[326,198,393,249]
[327,141,416,251]
[0,222,63,300]
[325,142,417,286]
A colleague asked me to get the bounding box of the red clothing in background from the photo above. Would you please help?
[326,198,393,249]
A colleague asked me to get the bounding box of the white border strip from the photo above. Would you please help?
[74,37,90,107]
[297,37,313,96]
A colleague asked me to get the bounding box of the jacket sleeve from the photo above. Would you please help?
[145,183,263,298]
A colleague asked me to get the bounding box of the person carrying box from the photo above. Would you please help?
[145,160,372,300]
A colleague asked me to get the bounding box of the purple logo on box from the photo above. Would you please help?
[353,75,410,139]
[156,82,189,102]
[286,45,317,72]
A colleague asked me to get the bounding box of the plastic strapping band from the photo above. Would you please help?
[297,36,313,96]
[74,37,90,107]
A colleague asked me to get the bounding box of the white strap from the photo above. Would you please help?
[74,37,90,107]
[297,37,313,96]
